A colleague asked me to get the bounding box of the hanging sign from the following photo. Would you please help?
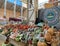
[44,9,59,26]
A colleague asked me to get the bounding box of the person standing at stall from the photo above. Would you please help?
[3,16,8,25]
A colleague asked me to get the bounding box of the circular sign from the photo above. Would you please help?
[43,9,59,26]
[47,12,55,21]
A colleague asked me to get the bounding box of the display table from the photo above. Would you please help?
[0,34,26,46]
[9,38,26,46]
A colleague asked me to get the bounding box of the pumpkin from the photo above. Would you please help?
[13,28,18,33]
[37,41,47,46]
[47,28,54,35]
[56,32,60,38]
[43,24,49,30]
[1,28,8,34]
[44,33,52,42]
[51,36,59,46]
[25,25,29,29]
[19,25,24,29]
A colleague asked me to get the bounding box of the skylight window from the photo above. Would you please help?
[38,0,48,8]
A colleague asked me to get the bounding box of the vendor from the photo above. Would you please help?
[3,16,8,25]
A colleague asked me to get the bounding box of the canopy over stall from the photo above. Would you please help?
[0,0,27,17]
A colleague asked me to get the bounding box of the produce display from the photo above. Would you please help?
[37,41,47,46]
[0,24,60,46]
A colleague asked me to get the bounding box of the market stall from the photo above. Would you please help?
[0,23,60,46]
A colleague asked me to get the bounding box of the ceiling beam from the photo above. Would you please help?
[20,0,27,4]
